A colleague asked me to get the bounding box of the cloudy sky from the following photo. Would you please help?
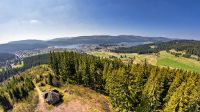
[0,0,200,43]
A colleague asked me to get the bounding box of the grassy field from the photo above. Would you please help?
[157,51,200,73]
[88,51,200,73]
[87,51,157,65]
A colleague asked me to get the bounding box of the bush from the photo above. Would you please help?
[182,54,191,58]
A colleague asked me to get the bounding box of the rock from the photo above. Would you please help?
[43,90,61,105]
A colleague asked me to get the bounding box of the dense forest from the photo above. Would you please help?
[0,54,48,82]
[0,53,15,62]
[49,51,200,112]
[113,40,200,57]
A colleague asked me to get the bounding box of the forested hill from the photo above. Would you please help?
[113,40,200,56]
[47,35,171,45]
[0,35,171,53]
[0,53,15,62]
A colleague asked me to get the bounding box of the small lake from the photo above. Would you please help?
[54,44,82,49]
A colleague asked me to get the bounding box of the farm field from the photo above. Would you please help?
[157,51,200,73]
[88,51,200,73]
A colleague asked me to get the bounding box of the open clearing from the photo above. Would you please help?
[87,51,157,65]
[12,61,24,69]
[157,51,200,73]
[36,84,113,112]
[88,51,200,73]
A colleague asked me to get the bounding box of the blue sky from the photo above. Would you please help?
[0,0,200,43]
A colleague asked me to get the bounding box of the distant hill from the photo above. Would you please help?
[0,35,172,53]
[113,40,200,57]
[9,39,45,44]
[0,43,48,53]
[47,35,172,45]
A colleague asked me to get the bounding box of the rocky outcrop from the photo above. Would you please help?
[43,89,61,105]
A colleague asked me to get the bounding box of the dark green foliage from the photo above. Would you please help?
[46,73,53,85]
[0,74,35,111]
[182,54,191,58]
[23,54,48,68]
[49,51,200,112]
[0,95,13,111]
[49,51,123,92]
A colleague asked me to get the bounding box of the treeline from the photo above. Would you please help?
[0,54,48,82]
[0,73,35,111]
[113,40,200,57]
[23,53,48,68]
[49,51,200,112]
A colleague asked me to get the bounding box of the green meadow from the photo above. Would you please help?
[88,51,200,73]
[157,51,200,73]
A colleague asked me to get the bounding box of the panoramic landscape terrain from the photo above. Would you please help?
[1,36,200,112]
[1,0,200,112]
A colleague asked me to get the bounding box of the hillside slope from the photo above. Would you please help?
[0,65,113,112]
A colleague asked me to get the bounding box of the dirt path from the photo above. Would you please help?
[51,100,90,112]
[35,85,47,112]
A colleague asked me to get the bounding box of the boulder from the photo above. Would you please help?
[43,90,61,105]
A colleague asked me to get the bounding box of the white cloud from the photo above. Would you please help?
[29,19,40,24]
